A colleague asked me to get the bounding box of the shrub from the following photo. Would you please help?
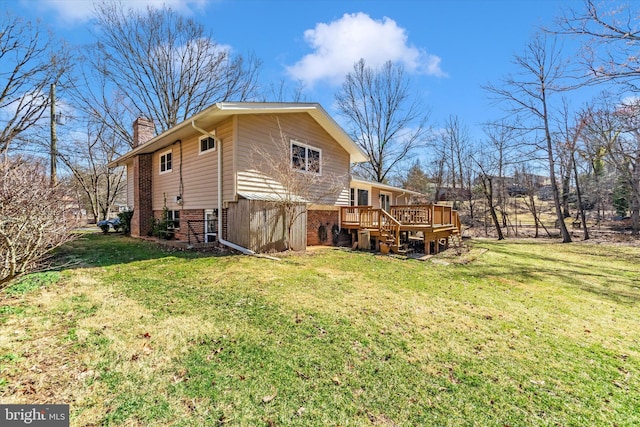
[117,210,134,235]
[1,157,77,288]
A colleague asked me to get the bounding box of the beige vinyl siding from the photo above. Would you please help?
[223,117,235,202]
[234,113,350,204]
[395,192,410,205]
[152,145,181,211]
[126,161,134,209]
[150,118,234,211]
[371,187,381,209]
[175,134,216,210]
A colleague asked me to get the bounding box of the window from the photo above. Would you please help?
[357,189,369,206]
[159,150,172,173]
[166,210,180,230]
[199,136,216,154]
[350,188,369,206]
[291,141,321,174]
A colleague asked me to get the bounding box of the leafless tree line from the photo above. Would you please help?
[2,0,640,283]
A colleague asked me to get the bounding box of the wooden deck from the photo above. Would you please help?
[340,204,462,254]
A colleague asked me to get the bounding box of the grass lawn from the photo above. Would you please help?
[1,233,639,426]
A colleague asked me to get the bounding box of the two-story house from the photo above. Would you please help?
[109,102,459,254]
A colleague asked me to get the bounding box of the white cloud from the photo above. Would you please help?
[287,12,446,88]
[26,0,210,24]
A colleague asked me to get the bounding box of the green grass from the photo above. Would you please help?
[1,233,639,426]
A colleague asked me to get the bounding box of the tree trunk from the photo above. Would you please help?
[542,91,571,243]
[481,175,504,240]
[572,152,589,240]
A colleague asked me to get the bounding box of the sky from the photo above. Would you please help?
[6,0,583,146]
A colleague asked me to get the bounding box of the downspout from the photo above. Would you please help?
[191,120,255,255]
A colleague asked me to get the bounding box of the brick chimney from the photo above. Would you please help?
[132,117,155,148]
[130,117,155,237]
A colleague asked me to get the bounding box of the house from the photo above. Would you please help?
[109,102,461,253]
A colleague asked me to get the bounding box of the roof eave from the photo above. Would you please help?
[350,177,423,196]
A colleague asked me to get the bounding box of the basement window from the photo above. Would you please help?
[166,210,180,230]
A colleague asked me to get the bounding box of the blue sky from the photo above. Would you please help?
[8,0,578,142]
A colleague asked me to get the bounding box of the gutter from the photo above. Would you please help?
[191,120,256,256]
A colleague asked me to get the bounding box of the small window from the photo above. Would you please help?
[290,141,321,174]
[166,210,180,230]
[160,150,172,173]
[199,136,216,154]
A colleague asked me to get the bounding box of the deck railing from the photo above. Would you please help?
[341,206,373,226]
[389,205,432,225]
[341,204,461,232]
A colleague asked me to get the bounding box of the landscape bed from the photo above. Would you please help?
[1,233,639,426]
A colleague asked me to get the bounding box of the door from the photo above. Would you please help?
[205,209,218,242]
[380,193,391,212]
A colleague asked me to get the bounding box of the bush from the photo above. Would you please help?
[1,157,77,288]
[117,210,133,235]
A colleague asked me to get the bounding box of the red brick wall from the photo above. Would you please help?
[177,209,204,242]
[222,208,228,241]
[151,209,204,242]
[133,117,155,148]
[131,153,152,237]
[307,210,339,246]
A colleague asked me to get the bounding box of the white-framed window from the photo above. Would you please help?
[350,188,369,206]
[291,141,321,174]
[166,210,180,230]
[199,136,216,154]
[159,150,172,174]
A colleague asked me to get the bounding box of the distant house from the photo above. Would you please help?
[109,102,460,253]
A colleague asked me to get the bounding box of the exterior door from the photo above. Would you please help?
[380,193,391,212]
[205,209,218,242]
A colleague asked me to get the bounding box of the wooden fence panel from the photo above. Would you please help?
[227,199,307,252]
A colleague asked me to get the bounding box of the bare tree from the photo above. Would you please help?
[583,94,640,234]
[557,105,591,238]
[58,119,127,223]
[335,59,431,183]
[472,121,520,240]
[250,119,346,250]
[1,157,76,287]
[71,1,261,146]
[436,115,476,217]
[480,120,524,234]
[581,93,619,222]
[484,34,573,243]
[609,100,640,234]
[0,11,69,154]
[556,0,640,90]
[474,163,505,241]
